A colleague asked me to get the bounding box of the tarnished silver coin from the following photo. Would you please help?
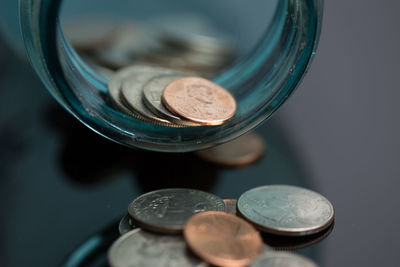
[108,228,207,267]
[237,185,334,236]
[108,65,162,120]
[128,188,226,233]
[250,251,318,267]
[142,75,201,126]
[118,214,135,235]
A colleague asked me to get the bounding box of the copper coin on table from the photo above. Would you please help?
[184,211,263,267]
[223,199,237,215]
[196,132,266,168]
[162,77,237,125]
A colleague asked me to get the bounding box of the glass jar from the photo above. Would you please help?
[13,0,323,152]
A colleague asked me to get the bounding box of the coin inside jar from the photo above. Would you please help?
[162,77,237,125]
[128,188,226,234]
[184,211,263,267]
[237,185,335,236]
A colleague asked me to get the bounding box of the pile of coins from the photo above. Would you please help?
[108,65,237,127]
[64,16,238,127]
[110,185,334,267]
[64,16,234,78]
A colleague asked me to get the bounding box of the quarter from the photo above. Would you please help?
[128,188,226,234]
[237,185,334,236]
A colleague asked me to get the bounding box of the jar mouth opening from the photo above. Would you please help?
[20,0,323,152]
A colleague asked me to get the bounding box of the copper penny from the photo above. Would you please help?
[162,77,237,125]
[223,199,237,215]
[184,211,263,267]
[196,133,266,168]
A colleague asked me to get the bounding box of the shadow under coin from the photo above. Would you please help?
[45,104,219,192]
[261,221,335,251]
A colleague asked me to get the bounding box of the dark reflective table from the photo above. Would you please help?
[2,1,400,266]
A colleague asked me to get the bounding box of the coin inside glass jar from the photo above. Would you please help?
[162,77,237,125]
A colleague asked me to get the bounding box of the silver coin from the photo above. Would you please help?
[128,188,226,233]
[120,71,184,125]
[118,214,135,235]
[250,251,319,267]
[108,65,158,118]
[237,185,334,236]
[142,75,201,126]
[108,228,207,267]
[109,65,179,125]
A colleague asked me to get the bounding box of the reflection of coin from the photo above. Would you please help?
[223,199,237,215]
[118,214,135,235]
[250,251,318,267]
[162,77,236,125]
[196,133,266,168]
[108,228,206,267]
[142,75,201,126]
[261,221,335,251]
[128,189,226,234]
[237,185,334,236]
[184,211,264,267]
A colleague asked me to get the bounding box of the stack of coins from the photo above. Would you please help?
[110,185,334,266]
[107,65,237,127]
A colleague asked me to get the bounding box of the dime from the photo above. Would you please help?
[118,214,135,235]
[250,251,319,267]
[142,75,201,126]
[184,211,263,267]
[128,188,226,234]
[162,77,236,125]
[195,133,266,167]
[108,228,206,267]
[237,185,334,236]
[223,199,237,215]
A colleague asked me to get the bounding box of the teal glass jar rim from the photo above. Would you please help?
[19,0,323,152]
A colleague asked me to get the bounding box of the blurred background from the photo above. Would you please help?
[0,0,399,266]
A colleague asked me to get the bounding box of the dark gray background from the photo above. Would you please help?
[0,0,399,266]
